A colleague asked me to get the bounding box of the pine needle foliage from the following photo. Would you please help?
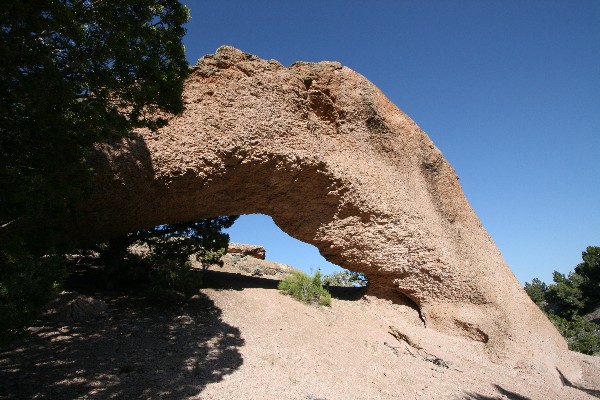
[524,246,600,355]
[0,0,190,343]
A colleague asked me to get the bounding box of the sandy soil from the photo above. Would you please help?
[0,263,598,400]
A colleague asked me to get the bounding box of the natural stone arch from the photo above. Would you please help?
[80,46,575,376]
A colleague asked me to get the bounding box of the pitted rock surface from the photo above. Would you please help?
[82,46,577,378]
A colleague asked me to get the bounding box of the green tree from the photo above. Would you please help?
[547,314,600,356]
[102,216,238,270]
[1,0,189,247]
[323,270,368,287]
[91,216,238,304]
[0,0,190,342]
[524,245,600,355]
[575,246,600,311]
[545,271,585,319]
[524,278,548,309]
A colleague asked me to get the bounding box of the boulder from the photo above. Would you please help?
[227,242,266,260]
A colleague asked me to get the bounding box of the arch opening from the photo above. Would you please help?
[220,213,372,301]
[224,214,344,277]
[84,136,425,313]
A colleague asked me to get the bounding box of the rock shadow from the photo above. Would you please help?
[0,291,244,399]
[464,384,531,400]
[557,368,600,398]
[203,268,366,300]
[203,269,280,291]
[326,284,367,301]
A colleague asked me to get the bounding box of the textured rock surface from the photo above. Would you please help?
[215,252,295,278]
[227,242,266,260]
[82,46,577,379]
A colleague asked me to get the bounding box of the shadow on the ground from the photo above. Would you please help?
[0,262,368,399]
[0,289,244,399]
[203,269,280,290]
[202,269,367,300]
[557,368,600,398]
[463,384,532,400]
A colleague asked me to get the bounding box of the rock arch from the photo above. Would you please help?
[81,47,573,374]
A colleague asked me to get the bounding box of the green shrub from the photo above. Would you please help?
[147,257,203,303]
[0,249,65,344]
[278,270,331,306]
[548,314,600,355]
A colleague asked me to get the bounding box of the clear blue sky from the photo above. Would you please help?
[181,1,599,284]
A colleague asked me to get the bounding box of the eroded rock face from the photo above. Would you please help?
[227,242,266,260]
[83,46,575,378]
[219,252,295,278]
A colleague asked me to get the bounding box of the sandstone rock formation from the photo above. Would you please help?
[227,242,266,260]
[217,252,296,278]
[83,46,578,380]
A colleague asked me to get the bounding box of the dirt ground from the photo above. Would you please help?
[1,262,599,400]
